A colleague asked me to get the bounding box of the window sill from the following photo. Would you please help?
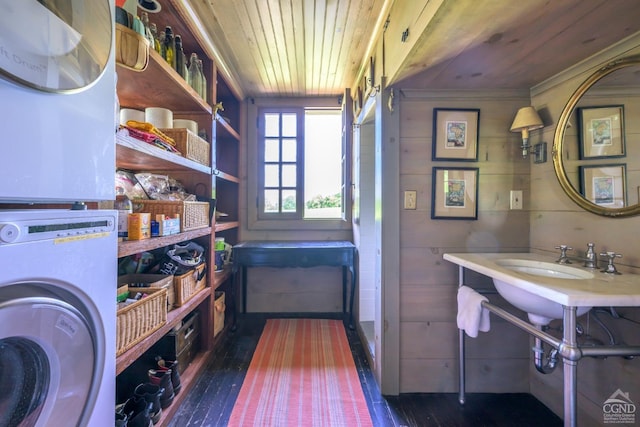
[248,217,352,231]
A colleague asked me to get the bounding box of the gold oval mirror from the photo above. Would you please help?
[552,56,640,217]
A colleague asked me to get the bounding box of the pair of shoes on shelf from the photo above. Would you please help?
[116,392,156,427]
[133,383,165,424]
[115,409,128,427]
[147,368,174,409]
[151,357,182,394]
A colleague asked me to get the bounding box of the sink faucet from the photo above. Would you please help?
[600,251,622,275]
[584,243,597,269]
[555,245,573,264]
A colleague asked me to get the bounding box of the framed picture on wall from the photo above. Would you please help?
[577,105,625,159]
[579,163,627,208]
[432,108,480,161]
[431,167,479,220]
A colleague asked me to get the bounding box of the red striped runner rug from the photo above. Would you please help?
[228,318,373,427]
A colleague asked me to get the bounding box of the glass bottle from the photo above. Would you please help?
[149,22,161,54]
[162,26,176,68]
[114,195,132,239]
[174,35,186,79]
[181,50,188,81]
[196,58,207,102]
[188,53,202,97]
[140,12,154,46]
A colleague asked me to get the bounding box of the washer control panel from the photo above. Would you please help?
[0,210,116,245]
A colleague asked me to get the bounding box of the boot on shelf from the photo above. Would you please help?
[156,356,182,394]
[115,409,128,427]
[133,383,164,424]
[117,397,154,427]
[148,368,175,408]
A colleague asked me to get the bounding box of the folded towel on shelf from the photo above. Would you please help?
[456,285,490,338]
[126,120,176,145]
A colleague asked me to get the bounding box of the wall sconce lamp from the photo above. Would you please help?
[510,106,546,163]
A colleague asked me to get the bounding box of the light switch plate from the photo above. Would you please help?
[404,191,417,209]
[510,190,523,210]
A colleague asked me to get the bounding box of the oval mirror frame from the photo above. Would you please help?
[552,56,640,218]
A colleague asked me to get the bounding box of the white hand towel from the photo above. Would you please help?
[456,286,490,338]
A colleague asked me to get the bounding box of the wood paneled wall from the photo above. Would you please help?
[529,40,640,425]
[396,89,533,392]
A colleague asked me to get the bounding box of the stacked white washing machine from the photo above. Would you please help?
[0,1,117,425]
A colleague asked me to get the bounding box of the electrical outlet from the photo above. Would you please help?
[510,190,523,210]
[404,191,417,209]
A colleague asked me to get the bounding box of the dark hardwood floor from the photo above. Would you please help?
[167,313,563,426]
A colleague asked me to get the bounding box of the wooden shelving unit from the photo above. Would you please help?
[117,49,210,114]
[115,286,211,375]
[116,133,211,174]
[118,227,211,258]
[114,1,242,423]
[215,221,240,232]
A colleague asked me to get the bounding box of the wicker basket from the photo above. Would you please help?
[116,286,168,356]
[132,199,210,231]
[213,291,225,337]
[174,263,207,307]
[115,23,150,72]
[118,274,175,311]
[160,128,211,167]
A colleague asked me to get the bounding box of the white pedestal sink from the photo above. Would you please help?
[443,252,640,427]
[492,259,594,325]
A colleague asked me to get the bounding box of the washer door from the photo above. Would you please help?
[0,0,112,92]
[0,293,96,427]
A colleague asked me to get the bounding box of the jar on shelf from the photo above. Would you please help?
[114,195,133,239]
[188,53,202,98]
[162,26,176,68]
[175,35,187,79]
[149,23,161,54]
[140,12,155,47]
[196,58,207,102]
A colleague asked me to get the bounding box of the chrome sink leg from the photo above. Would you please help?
[458,265,466,405]
[562,306,578,427]
[459,328,466,404]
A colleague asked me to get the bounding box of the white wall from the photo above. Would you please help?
[393,87,533,392]
[355,121,376,322]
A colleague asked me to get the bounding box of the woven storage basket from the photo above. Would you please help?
[115,23,150,72]
[174,263,207,307]
[213,291,225,337]
[160,128,211,167]
[116,286,167,356]
[118,274,175,311]
[132,200,210,231]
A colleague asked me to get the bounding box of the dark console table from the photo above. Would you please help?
[232,241,357,327]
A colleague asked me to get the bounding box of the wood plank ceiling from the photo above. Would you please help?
[199,0,386,97]
[189,0,640,98]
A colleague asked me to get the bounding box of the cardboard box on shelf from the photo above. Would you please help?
[128,213,151,240]
[156,214,180,236]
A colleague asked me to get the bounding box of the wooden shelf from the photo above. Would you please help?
[214,221,239,232]
[154,321,234,427]
[116,132,211,174]
[214,169,240,184]
[114,0,241,406]
[118,227,212,258]
[213,265,232,288]
[155,349,211,427]
[117,49,210,114]
[216,113,240,140]
[116,285,211,374]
